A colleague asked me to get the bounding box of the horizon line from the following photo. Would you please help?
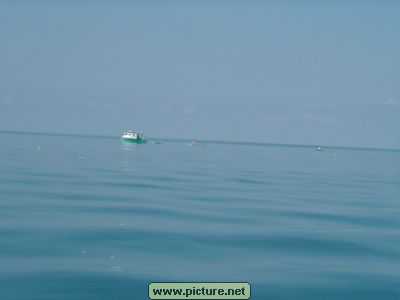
[0,129,399,152]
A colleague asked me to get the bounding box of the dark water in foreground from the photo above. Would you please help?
[0,132,399,300]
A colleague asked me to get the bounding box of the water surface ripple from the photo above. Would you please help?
[0,133,399,299]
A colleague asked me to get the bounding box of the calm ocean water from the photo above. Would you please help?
[0,132,399,300]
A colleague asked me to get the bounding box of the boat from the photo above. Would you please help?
[121,130,146,143]
[186,139,205,147]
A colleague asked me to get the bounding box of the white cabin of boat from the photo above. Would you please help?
[121,130,144,140]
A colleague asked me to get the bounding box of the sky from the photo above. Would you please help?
[0,1,399,148]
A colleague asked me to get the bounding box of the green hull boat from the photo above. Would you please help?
[121,130,147,143]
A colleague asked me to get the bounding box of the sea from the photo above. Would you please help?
[0,131,399,300]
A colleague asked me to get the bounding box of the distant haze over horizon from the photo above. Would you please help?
[0,1,399,149]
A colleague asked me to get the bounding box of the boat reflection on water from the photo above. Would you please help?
[121,140,137,152]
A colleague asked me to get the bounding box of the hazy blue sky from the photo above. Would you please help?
[0,1,399,148]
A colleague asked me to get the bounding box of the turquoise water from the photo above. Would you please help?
[0,132,399,300]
